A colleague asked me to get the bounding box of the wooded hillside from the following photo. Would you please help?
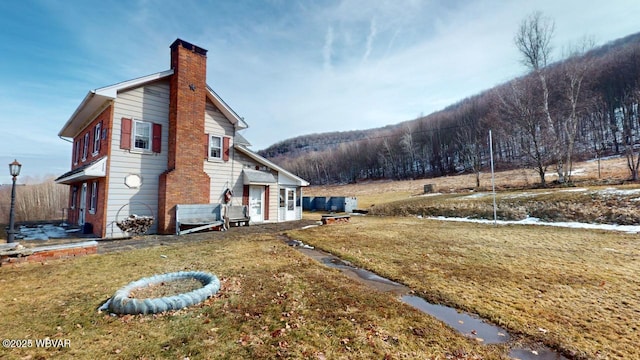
[260,17,640,186]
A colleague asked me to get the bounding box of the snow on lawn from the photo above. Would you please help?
[19,224,73,241]
[427,216,640,234]
[416,192,443,197]
[546,168,586,177]
[596,187,640,196]
[504,191,552,199]
[461,193,490,199]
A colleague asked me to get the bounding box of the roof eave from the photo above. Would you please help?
[206,86,249,130]
[58,69,174,139]
[55,157,108,184]
[235,145,310,186]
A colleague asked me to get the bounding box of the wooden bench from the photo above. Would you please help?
[224,205,250,228]
[176,204,224,235]
[321,214,351,225]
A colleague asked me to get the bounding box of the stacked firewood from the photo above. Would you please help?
[116,214,154,235]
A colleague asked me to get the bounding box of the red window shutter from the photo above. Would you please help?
[204,133,210,159]
[223,136,230,161]
[120,118,132,150]
[152,123,162,153]
[242,185,249,206]
[264,186,270,220]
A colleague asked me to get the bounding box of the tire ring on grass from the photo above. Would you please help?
[107,271,220,315]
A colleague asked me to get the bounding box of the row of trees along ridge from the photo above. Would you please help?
[261,13,640,186]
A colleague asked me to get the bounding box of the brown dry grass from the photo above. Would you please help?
[129,278,203,299]
[368,184,640,225]
[305,156,632,208]
[287,216,640,360]
[0,232,507,359]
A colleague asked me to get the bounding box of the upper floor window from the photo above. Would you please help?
[82,132,90,161]
[205,134,229,161]
[209,135,222,159]
[93,122,101,155]
[120,117,161,153]
[73,140,80,165]
[134,120,151,151]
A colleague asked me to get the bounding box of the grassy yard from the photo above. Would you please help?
[2,157,638,359]
[287,216,640,359]
[0,232,507,359]
[367,184,640,225]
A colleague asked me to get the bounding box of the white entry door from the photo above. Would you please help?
[78,182,87,226]
[285,188,296,221]
[249,186,264,222]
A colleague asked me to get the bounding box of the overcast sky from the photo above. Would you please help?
[1,0,639,184]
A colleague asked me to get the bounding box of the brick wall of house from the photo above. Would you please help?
[71,105,111,170]
[67,105,113,236]
[158,39,211,234]
[83,177,107,237]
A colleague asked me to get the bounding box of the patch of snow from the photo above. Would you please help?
[18,224,76,241]
[559,188,588,192]
[596,188,640,196]
[428,216,640,234]
[462,193,489,199]
[417,192,442,197]
[504,192,551,199]
[586,154,623,162]
[546,168,585,178]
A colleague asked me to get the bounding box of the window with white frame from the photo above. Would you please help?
[134,120,151,151]
[82,132,89,161]
[209,135,222,159]
[74,140,80,165]
[93,123,101,155]
[89,182,98,214]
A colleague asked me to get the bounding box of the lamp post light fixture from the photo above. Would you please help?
[7,159,22,243]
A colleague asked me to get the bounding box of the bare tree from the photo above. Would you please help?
[400,125,418,176]
[559,38,595,182]
[455,97,488,187]
[498,78,553,185]
[515,12,564,181]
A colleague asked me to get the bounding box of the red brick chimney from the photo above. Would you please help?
[158,39,211,234]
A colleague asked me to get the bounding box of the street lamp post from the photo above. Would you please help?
[7,159,22,243]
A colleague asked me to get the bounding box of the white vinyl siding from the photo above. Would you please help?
[105,80,170,238]
[204,101,238,204]
[233,151,279,222]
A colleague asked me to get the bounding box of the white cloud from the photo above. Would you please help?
[1,0,640,181]
[323,26,335,73]
[362,17,377,64]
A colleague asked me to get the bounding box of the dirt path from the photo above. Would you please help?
[97,219,319,254]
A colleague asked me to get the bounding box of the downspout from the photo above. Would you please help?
[230,125,237,205]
